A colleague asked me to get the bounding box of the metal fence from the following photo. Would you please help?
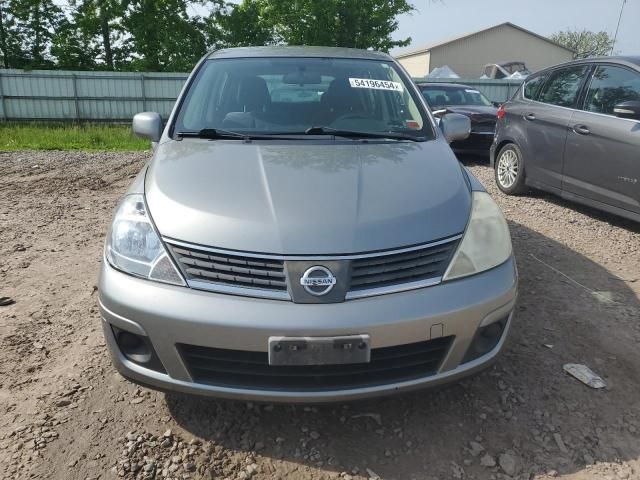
[0,68,522,122]
[0,69,189,122]
[413,77,523,103]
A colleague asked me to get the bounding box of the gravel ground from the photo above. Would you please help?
[1,151,639,480]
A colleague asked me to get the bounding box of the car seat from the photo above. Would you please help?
[448,90,463,105]
[223,76,271,128]
[434,94,448,107]
[318,78,364,125]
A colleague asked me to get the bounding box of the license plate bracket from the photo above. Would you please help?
[268,335,371,366]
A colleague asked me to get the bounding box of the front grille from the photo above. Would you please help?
[178,336,454,391]
[168,244,287,292]
[349,240,458,291]
[165,235,460,300]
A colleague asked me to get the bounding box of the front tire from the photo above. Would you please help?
[495,144,527,195]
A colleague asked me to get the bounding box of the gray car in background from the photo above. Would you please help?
[491,56,640,222]
[99,46,517,402]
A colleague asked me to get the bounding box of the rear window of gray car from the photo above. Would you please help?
[538,66,590,108]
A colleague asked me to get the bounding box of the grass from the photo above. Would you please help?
[0,122,150,151]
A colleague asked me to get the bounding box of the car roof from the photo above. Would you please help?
[416,82,472,89]
[534,55,640,74]
[570,55,640,67]
[207,46,392,61]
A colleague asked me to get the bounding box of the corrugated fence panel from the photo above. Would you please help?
[76,76,143,98]
[414,77,523,102]
[0,68,521,121]
[5,98,76,119]
[3,73,73,97]
[144,77,188,100]
[145,100,179,116]
[0,69,189,121]
[79,99,146,120]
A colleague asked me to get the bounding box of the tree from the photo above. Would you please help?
[211,0,273,48]
[10,0,64,68]
[2,0,416,71]
[0,0,27,68]
[52,0,127,70]
[75,0,127,70]
[256,0,414,51]
[51,15,100,69]
[122,0,207,71]
[550,29,615,59]
[95,0,124,69]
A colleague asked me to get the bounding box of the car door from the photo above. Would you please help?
[515,65,591,190]
[562,63,640,214]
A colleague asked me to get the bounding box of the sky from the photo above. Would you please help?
[391,0,639,56]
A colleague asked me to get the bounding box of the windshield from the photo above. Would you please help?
[420,85,493,108]
[173,57,433,140]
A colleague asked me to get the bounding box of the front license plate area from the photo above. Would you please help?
[268,335,371,366]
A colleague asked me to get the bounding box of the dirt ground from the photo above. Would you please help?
[1,151,639,480]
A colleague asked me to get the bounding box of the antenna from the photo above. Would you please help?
[611,0,626,55]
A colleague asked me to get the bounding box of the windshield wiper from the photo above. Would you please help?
[175,128,249,140]
[174,128,294,141]
[304,126,424,142]
[174,127,425,142]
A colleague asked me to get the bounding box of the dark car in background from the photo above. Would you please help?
[491,56,640,222]
[418,82,498,157]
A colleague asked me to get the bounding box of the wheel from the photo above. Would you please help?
[495,143,527,195]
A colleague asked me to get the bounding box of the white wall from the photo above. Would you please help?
[397,51,431,78]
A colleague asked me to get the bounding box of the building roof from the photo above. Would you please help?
[209,46,391,61]
[395,22,574,58]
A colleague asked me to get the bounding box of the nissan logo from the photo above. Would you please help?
[300,266,337,296]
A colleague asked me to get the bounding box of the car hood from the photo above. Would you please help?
[145,139,471,255]
[444,105,497,123]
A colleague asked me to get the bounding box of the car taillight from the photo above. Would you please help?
[497,105,506,119]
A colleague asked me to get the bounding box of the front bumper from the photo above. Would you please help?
[99,256,518,402]
[451,132,495,156]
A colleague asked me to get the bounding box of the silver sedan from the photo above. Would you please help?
[99,46,517,402]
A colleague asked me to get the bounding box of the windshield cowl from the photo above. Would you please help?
[173,127,428,143]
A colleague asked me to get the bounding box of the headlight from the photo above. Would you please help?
[443,191,512,281]
[105,194,185,286]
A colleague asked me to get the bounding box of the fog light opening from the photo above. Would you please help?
[111,326,166,373]
[117,330,152,364]
[463,317,507,363]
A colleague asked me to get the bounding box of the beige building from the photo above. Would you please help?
[395,22,574,78]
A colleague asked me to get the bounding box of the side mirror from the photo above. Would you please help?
[492,101,502,108]
[613,101,640,121]
[440,113,471,143]
[133,112,163,142]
